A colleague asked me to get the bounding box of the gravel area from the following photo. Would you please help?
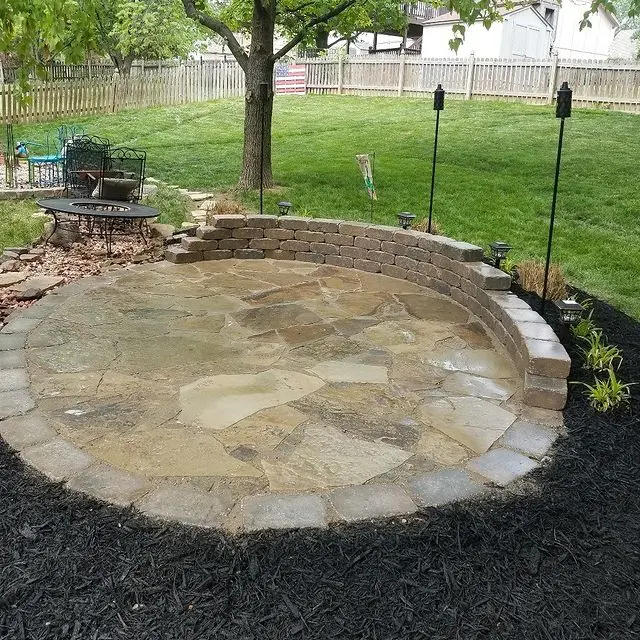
[1,237,164,325]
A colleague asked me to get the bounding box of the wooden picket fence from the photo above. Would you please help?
[304,54,640,112]
[0,61,245,124]
[3,55,640,123]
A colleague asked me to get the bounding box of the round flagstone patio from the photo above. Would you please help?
[2,259,563,531]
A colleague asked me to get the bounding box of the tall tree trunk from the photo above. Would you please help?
[315,28,330,50]
[239,2,276,190]
[110,52,134,76]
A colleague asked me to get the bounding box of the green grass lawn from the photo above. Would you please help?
[10,96,640,317]
[0,200,45,252]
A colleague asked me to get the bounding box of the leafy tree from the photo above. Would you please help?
[0,0,94,79]
[0,0,202,78]
[182,0,408,188]
[88,0,203,75]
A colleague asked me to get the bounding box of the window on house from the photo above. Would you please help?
[545,7,556,26]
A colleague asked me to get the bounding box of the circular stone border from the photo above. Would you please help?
[0,257,566,532]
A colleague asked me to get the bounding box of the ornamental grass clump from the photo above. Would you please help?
[517,259,567,299]
[413,218,442,236]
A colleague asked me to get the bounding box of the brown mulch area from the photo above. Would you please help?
[0,236,164,325]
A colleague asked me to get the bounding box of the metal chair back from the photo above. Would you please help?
[63,135,110,196]
[99,147,146,202]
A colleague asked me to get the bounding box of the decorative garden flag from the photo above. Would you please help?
[356,154,377,200]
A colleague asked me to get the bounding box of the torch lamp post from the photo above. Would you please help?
[428,84,445,234]
[541,81,572,315]
[259,81,269,215]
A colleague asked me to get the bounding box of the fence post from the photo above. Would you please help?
[465,53,475,100]
[398,51,406,96]
[338,55,344,94]
[548,52,559,104]
[111,70,119,112]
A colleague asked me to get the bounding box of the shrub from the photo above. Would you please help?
[517,259,567,299]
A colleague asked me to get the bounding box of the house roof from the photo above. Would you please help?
[420,0,618,29]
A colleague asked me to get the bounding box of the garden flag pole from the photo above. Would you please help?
[541,81,572,315]
[428,84,445,234]
[356,153,377,222]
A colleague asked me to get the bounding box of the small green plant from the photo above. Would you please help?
[570,298,595,338]
[143,183,192,228]
[575,367,634,412]
[579,329,623,371]
[499,256,519,281]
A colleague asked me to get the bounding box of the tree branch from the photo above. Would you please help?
[328,32,359,47]
[182,0,249,71]
[281,1,317,14]
[274,0,358,59]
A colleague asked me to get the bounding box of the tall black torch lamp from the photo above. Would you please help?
[541,81,572,315]
[427,84,445,234]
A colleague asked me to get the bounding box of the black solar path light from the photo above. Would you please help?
[277,201,292,216]
[541,81,572,315]
[427,84,445,234]
[397,212,416,229]
[489,241,512,270]
[554,299,585,325]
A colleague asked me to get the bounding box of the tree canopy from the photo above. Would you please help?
[0,0,203,77]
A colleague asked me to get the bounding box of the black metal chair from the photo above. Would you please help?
[63,135,111,197]
[97,147,146,203]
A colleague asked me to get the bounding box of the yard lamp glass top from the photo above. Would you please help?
[489,241,512,268]
[397,212,416,229]
[556,81,572,119]
[277,201,292,216]
[554,299,584,325]
[433,84,445,111]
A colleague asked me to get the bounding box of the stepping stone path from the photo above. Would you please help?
[0,259,564,532]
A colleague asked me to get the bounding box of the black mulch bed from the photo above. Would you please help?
[1,291,639,640]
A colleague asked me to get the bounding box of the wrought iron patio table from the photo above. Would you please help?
[37,198,159,256]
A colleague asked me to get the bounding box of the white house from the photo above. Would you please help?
[421,0,619,60]
[553,0,618,58]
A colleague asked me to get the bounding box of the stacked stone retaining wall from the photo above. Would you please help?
[166,214,570,410]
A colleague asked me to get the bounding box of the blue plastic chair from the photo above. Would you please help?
[27,125,85,187]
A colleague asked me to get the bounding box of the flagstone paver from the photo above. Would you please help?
[242,493,328,531]
[467,448,540,486]
[408,469,486,506]
[2,258,562,531]
[330,485,418,522]
[497,420,559,459]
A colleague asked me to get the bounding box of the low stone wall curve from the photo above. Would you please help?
[166,214,570,410]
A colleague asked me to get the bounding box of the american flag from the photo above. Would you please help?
[275,64,306,95]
